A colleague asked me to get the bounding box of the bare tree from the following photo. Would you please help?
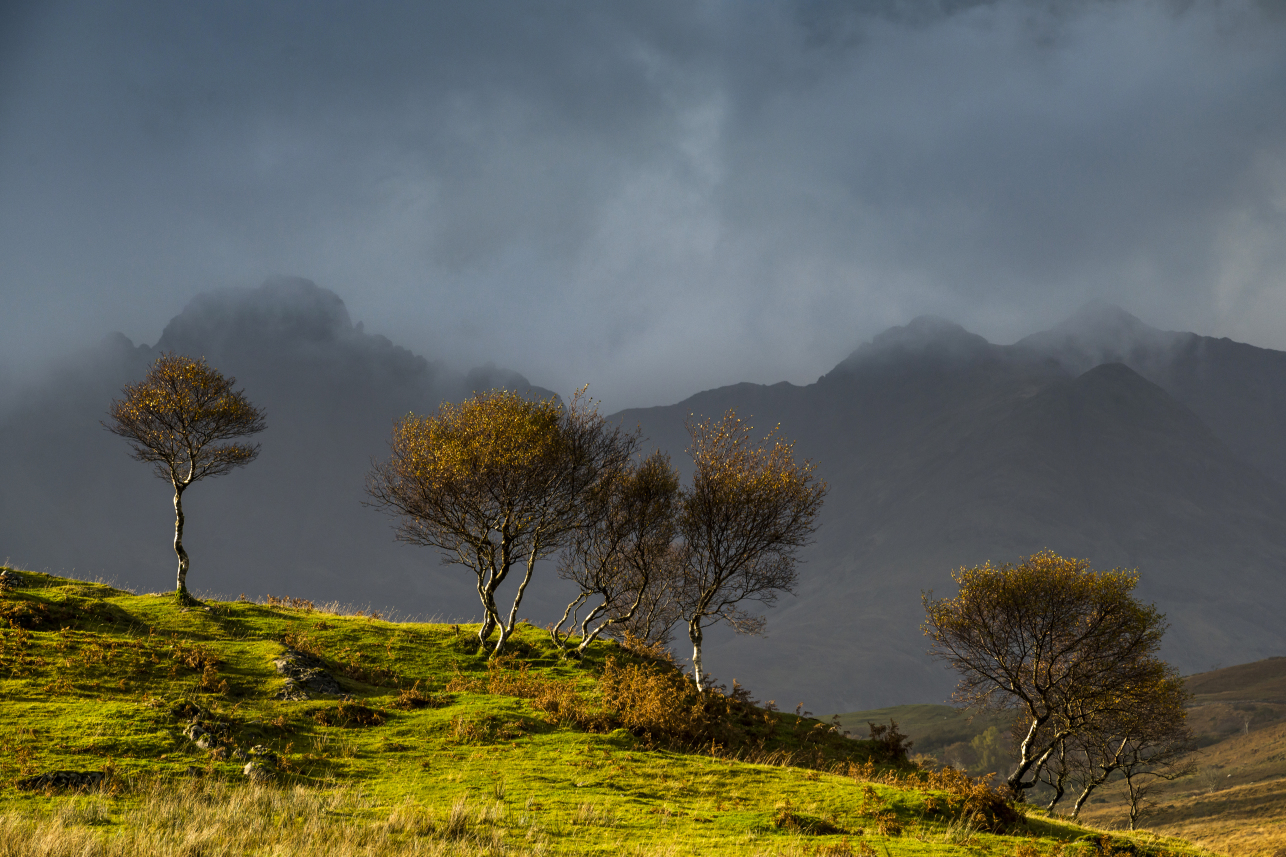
[923,551,1168,799]
[677,412,827,690]
[553,450,681,655]
[1117,690,1196,830]
[366,388,636,657]
[105,353,266,601]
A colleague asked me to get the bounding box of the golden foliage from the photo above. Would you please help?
[105,353,266,487]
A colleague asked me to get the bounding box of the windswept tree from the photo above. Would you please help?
[553,450,681,655]
[677,412,827,690]
[366,388,636,657]
[1118,698,1195,830]
[1035,666,1190,817]
[105,353,266,601]
[923,551,1168,799]
[1070,669,1191,820]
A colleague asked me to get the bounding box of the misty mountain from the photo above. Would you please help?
[0,278,559,618]
[1017,302,1286,486]
[615,314,1286,712]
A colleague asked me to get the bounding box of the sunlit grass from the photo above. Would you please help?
[0,567,1217,856]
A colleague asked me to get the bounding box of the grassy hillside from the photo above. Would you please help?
[838,661,1286,856]
[1079,659,1286,856]
[0,567,1211,856]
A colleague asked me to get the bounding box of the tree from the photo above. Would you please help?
[677,412,827,690]
[366,388,636,657]
[1116,681,1195,830]
[1034,667,1190,817]
[105,353,266,600]
[922,551,1167,799]
[553,450,681,655]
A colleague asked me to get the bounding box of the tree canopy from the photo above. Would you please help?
[677,412,827,690]
[554,449,682,654]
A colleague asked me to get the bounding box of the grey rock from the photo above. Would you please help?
[273,649,341,698]
[17,770,106,792]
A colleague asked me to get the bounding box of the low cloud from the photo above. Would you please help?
[2,0,1284,410]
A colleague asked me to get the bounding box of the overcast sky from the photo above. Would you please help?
[2,0,1284,410]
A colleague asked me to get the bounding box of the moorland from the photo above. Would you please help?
[0,566,1214,857]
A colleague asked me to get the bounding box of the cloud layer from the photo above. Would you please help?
[3,0,1284,410]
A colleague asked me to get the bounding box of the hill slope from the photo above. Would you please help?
[0,567,1206,856]
[834,658,1286,857]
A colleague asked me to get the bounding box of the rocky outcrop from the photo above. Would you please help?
[0,569,24,591]
[273,649,342,699]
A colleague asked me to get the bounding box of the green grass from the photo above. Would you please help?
[832,704,1014,758]
[0,567,1215,856]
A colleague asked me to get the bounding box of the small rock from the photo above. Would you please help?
[0,570,24,591]
[243,758,277,783]
[247,745,278,764]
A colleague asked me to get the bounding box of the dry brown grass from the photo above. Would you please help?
[1079,720,1286,856]
[0,778,530,856]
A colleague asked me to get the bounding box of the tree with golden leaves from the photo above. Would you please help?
[366,388,637,657]
[105,353,266,601]
[553,450,682,655]
[677,412,827,691]
[922,551,1169,799]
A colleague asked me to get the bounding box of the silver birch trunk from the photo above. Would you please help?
[173,484,190,597]
[689,617,705,690]
[493,542,540,657]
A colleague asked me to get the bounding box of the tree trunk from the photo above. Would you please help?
[689,617,705,690]
[1006,715,1058,798]
[552,593,588,648]
[477,590,499,648]
[493,543,539,658]
[1044,738,1068,813]
[1045,779,1065,813]
[173,484,190,598]
[1070,784,1093,819]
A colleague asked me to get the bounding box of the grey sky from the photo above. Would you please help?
[2,0,1284,411]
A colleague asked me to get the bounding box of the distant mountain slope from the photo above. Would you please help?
[1018,302,1286,486]
[0,278,556,618]
[615,316,1286,712]
[1187,657,1286,707]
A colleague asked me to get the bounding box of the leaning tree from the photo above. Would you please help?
[366,388,637,657]
[677,412,827,691]
[553,449,682,655]
[105,353,266,601]
[922,551,1170,800]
